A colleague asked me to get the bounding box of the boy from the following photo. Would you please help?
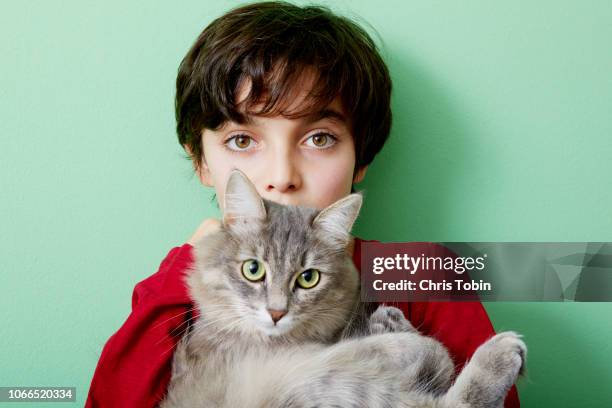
[86,1,520,406]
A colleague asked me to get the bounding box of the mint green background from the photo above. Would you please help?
[1,1,611,406]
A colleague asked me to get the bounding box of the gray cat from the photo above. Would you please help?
[160,169,526,408]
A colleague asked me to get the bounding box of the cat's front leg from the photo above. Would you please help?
[441,331,527,408]
[367,305,418,335]
[340,304,418,340]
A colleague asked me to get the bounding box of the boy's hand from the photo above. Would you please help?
[187,218,222,245]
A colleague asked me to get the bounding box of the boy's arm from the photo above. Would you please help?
[86,219,220,407]
[85,243,196,407]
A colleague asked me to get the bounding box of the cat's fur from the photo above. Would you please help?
[160,169,526,408]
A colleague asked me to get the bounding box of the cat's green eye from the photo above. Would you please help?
[296,269,320,289]
[241,259,265,282]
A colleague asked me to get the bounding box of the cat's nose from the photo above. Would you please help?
[267,309,287,324]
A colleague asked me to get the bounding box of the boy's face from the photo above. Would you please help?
[195,73,367,212]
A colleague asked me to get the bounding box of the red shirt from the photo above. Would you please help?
[86,238,520,407]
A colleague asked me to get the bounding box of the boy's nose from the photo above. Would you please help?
[265,155,302,194]
[266,179,298,193]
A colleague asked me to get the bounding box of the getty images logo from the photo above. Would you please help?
[371,253,488,275]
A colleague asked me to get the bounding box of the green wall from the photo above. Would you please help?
[1,1,610,406]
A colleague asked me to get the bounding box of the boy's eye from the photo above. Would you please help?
[226,134,256,151]
[305,132,337,149]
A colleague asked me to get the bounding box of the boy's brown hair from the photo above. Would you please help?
[176,1,392,178]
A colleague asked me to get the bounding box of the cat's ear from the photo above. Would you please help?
[312,192,363,249]
[222,169,267,226]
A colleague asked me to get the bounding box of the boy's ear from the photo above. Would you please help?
[196,163,213,187]
[185,144,213,187]
[353,165,368,184]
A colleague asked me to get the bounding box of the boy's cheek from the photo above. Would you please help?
[314,188,353,210]
[307,174,354,209]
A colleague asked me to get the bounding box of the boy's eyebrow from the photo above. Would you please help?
[239,108,348,127]
[302,108,347,125]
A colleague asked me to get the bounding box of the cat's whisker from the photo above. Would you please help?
[159,313,245,358]
[192,313,245,339]
[208,315,248,337]
[151,303,253,348]
[151,306,200,330]
[156,312,241,348]
[154,317,198,347]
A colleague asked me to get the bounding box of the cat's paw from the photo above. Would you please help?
[472,331,527,380]
[368,306,416,335]
[442,332,526,407]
